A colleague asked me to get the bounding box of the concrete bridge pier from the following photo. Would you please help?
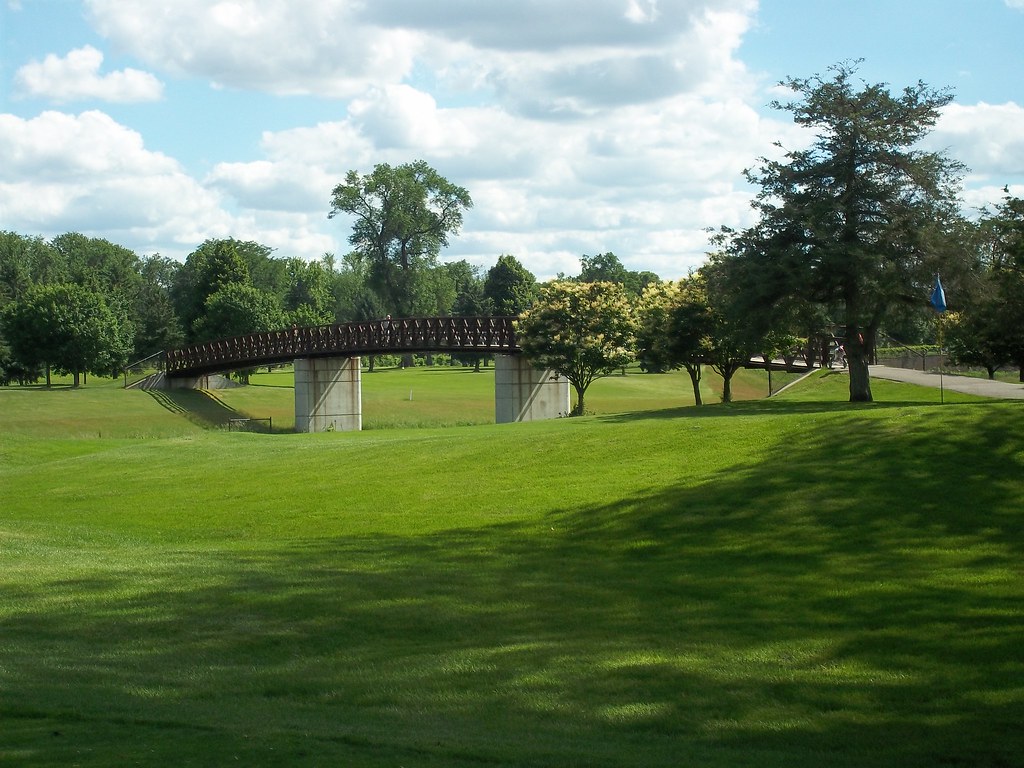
[494,354,570,423]
[294,356,362,432]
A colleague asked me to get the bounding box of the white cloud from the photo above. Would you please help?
[83,0,757,113]
[84,0,419,97]
[18,0,1018,284]
[1006,0,1024,10]
[61,0,775,276]
[930,102,1024,179]
[14,45,163,103]
[0,111,228,252]
[197,79,777,277]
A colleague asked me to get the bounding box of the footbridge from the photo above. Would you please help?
[162,316,569,432]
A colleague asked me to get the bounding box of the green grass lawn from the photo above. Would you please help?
[1,370,1021,766]
[200,363,800,431]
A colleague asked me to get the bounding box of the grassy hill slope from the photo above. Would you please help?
[1,371,1021,766]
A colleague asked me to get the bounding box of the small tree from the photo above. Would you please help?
[484,254,537,316]
[637,280,711,405]
[944,310,1007,379]
[636,281,681,373]
[637,272,762,405]
[516,280,636,416]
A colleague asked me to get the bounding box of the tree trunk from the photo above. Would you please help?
[721,372,732,403]
[72,370,81,388]
[686,364,703,406]
[46,364,52,387]
[848,343,873,402]
[572,382,586,416]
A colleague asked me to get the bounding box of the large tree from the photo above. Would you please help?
[283,257,334,326]
[516,280,636,416]
[51,232,142,304]
[192,283,285,343]
[329,160,472,318]
[718,61,966,401]
[0,232,54,305]
[132,254,183,358]
[191,282,286,384]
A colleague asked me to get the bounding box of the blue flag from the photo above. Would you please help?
[930,275,947,313]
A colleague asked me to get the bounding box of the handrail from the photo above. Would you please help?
[875,334,931,369]
[123,350,166,388]
[165,316,520,378]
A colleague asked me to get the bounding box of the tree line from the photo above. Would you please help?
[0,220,650,386]
[524,61,1024,411]
[3,61,1022,407]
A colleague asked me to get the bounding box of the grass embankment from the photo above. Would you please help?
[1,370,1021,766]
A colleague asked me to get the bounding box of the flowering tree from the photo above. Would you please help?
[516,280,636,416]
[637,280,708,405]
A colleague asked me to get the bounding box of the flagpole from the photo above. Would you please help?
[937,311,944,405]
[931,273,947,405]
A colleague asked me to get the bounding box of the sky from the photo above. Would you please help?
[1,0,1023,281]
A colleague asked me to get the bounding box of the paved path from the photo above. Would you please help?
[869,365,1024,400]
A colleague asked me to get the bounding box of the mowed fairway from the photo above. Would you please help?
[1,369,1022,766]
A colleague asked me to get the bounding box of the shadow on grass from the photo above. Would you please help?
[245,382,295,389]
[595,397,971,424]
[145,389,243,429]
[3,406,1023,766]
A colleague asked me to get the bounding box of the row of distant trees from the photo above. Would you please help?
[0,222,655,386]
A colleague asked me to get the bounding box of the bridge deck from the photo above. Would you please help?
[165,316,520,378]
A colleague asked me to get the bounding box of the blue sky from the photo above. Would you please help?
[2,0,1022,279]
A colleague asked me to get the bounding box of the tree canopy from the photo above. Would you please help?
[484,254,537,316]
[715,61,967,401]
[577,252,659,297]
[329,160,473,317]
[1,282,132,387]
[516,280,636,416]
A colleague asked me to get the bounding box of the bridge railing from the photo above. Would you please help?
[165,316,520,377]
[123,350,165,388]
